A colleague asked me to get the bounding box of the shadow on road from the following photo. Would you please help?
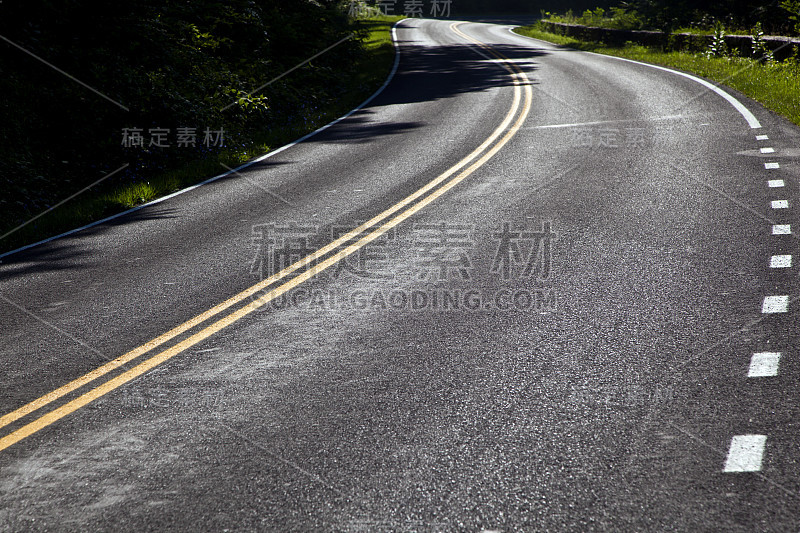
[0,28,549,273]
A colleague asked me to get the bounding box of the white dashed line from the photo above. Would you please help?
[733,133,780,477]
[748,352,781,377]
[762,295,789,313]
[773,224,791,235]
[724,435,767,472]
[770,255,792,268]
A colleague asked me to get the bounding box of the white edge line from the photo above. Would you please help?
[506,26,762,129]
[0,19,409,261]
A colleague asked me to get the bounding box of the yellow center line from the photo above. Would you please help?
[0,26,525,433]
[0,22,533,453]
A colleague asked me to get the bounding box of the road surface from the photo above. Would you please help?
[2,18,800,531]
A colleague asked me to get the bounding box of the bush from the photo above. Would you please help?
[705,21,729,57]
[781,0,800,35]
[752,22,775,63]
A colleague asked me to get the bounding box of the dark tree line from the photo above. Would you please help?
[0,1,359,230]
[1,0,794,240]
[619,0,792,32]
[450,0,794,32]
[448,0,615,13]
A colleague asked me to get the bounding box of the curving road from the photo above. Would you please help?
[2,18,800,531]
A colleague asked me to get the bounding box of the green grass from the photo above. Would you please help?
[515,27,592,48]
[1,15,404,255]
[514,26,800,128]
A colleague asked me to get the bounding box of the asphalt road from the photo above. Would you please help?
[2,18,800,531]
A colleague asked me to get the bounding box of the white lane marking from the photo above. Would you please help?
[771,200,789,209]
[768,179,785,188]
[585,57,762,129]
[769,255,792,268]
[509,25,762,128]
[770,255,792,268]
[0,21,412,261]
[723,435,767,472]
[760,147,775,154]
[773,224,791,235]
[748,352,781,377]
[762,295,789,313]
[756,134,769,141]
[765,162,780,169]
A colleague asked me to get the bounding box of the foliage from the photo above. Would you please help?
[0,0,365,246]
[606,6,645,29]
[781,0,800,35]
[542,1,800,36]
[542,6,644,30]
[705,21,729,58]
[751,22,774,63]
[591,1,793,33]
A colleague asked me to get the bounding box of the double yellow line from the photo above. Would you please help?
[0,22,533,453]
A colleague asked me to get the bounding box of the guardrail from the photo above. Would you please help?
[538,21,800,61]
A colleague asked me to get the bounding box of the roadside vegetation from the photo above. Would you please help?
[539,1,798,35]
[517,1,800,128]
[0,1,401,255]
[4,0,800,256]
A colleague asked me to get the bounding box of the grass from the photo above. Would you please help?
[0,15,404,255]
[514,25,800,128]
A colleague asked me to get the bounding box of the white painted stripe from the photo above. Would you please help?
[748,352,781,377]
[756,134,769,141]
[723,435,767,472]
[765,162,780,169]
[508,27,762,129]
[768,179,785,188]
[771,200,789,209]
[761,147,775,154]
[770,255,792,268]
[600,58,762,129]
[762,295,789,313]
[0,21,412,261]
[773,224,791,235]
